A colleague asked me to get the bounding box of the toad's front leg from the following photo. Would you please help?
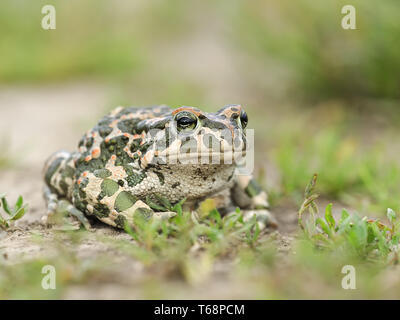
[230,174,278,229]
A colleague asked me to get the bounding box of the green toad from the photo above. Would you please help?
[43,105,277,230]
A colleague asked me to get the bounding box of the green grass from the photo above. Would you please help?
[271,123,400,214]
[2,184,400,299]
[2,0,400,107]
[0,200,271,299]
[0,0,145,83]
[0,194,28,229]
[224,0,400,101]
[0,0,198,84]
[299,174,400,264]
[119,199,265,278]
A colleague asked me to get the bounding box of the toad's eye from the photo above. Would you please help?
[175,112,198,132]
[239,110,248,128]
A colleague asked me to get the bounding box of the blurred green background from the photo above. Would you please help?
[1,0,400,213]
[1,0,399,100]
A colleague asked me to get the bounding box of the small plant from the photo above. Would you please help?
[299,175,400,264]
[123,197,262,261]
[117,197,264,285]
[0,193,28,229]
[145,194,186,213]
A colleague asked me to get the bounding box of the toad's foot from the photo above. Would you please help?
[42,186,91,230]
[244,209,278,230]
[239,209,278,230]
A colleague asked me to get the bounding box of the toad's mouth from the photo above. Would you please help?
[147,150,247,166]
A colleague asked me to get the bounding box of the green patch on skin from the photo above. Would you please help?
[98,126,113,138]
[115,214,128,228]
[146,195,168,211]
[138,141,152,153]
[59,180,69,195]
[134,207,153,220]
[130,138,142,152]
[75,199,89,213]
[73,180,89,213]
[85,137,94,149]
[78,184,87,200]
[115,191,137,213]
[124,165,146,187]
[117,119,141,134]
[245,180,262,198]
[63,165,76,179]
[93,203,111,218]
[101,179,119,197]
[98,135,135,167]
[94,168,112,179]
[78,158,106,175]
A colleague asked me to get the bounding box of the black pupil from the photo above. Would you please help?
[240,111,248,126]
[178,116,195,127]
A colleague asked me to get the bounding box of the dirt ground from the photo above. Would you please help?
[0,83,305,299]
